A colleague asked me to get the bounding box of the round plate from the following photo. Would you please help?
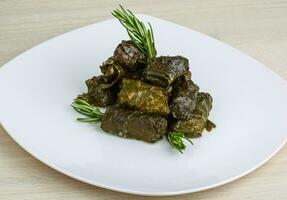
[0,15,286,196]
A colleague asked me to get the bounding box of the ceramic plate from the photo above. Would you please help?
[0,15,286,196]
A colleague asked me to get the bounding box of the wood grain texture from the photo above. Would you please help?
[0,0,286,199]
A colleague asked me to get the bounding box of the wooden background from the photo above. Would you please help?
[0,0,286,199]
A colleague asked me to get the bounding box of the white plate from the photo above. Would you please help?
[0,15,286,196]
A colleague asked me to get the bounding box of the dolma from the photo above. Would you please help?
[143,56,189,88]
[117,78,171,115]
[171,92,213,137]
[101,57,144,81]
[113,40,147,71]
[124,68,144,80]
[99,57,124,89]
[170,73,199,119]
[79,76,118,107]
[101,105,168,142]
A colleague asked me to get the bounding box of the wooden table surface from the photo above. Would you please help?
[0,0,286,199]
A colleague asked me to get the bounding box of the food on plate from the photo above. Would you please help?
[113,40,147,71]
[72,5,215,153]
[171,92,215,138]
[101,105,168,142]
[143,56,189,88]
[170,73,199,119]
[99,57,124,89]
[117,78,171,115]
[78,76,118,107]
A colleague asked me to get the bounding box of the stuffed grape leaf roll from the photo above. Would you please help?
[117,78,171,115]
[170,72,199,119]
[171,92,213,137]
[101,57,144,81]
[113,40,147,71]
[123,68,144,80]
[143,56,189,88]
[79,76,118,107]
[99,57,124,89]
[101,105,168,142]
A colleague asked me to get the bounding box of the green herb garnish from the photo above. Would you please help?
[71,98,103,122]
[112,5,157,58]
[167,131,193,153]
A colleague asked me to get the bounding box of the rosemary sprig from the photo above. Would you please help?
[71,98,103,122]
[112,5,157,58]
[167,131,193,153]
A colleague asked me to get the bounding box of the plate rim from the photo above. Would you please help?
[0,14,287,196]
[1,124,286,196]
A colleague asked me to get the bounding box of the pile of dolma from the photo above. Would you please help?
[77,40,215,143]
[73,6,215,152]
